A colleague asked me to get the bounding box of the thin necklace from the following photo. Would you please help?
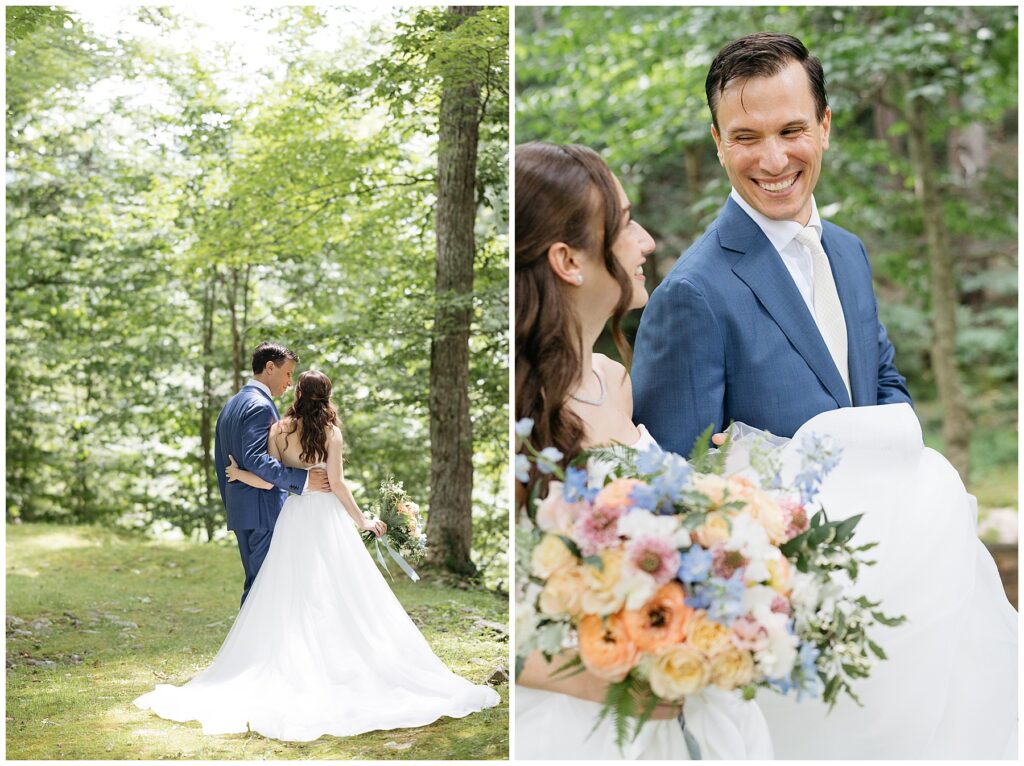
[570,367,607,406]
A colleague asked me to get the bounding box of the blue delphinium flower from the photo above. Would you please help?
[652,455,692,504]
[795,642,823,700]
[677,545,714,584]
[636,443,666,476]
[417,533,427,550]
[563,466,590,502]
[685,586,712,611]
[767,674,795,696]
[536,447,564,475]
[704,571,747,623]
[515,454,530,483]
[628,483,661,513]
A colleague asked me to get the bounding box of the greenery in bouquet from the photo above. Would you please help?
[514,418,905,746]
[364,477,426,563]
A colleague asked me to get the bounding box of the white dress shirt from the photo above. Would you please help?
[729,188,821,316]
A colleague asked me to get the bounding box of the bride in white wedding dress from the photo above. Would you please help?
[514,142,773,759]
[134,370,499,741]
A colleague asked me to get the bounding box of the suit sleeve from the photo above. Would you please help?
[857,239,913,407]
[632,276,726,455]
[875,313,913,405]
[239,403,308,493]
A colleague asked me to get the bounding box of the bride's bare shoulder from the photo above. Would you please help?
[593,353,632,399]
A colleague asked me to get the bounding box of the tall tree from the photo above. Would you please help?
[428,6,483,574]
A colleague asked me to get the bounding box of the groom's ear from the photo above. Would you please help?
[711,125,724,165]
[546,242,584,287]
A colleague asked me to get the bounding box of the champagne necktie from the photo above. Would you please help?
[794,227,851,402]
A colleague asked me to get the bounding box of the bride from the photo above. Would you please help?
[134,370,499,741]
[514,140,774,759]
[515,140,1017,760]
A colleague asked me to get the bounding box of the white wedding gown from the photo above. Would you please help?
[134,475,499,741]
[515,425,776,760]
[748,404,1018,759]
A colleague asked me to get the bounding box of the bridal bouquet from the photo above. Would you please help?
[515,419,904,745]
[364,477,425,581]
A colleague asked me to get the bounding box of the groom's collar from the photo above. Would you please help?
[728,189,822,254]
[244,378,272,399]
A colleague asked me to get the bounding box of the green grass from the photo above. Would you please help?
[6,523,509,760]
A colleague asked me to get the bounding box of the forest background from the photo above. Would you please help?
[7,5,511,587]
[516,5,1018,536]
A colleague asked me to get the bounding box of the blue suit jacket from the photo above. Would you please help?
[214,384,308,531]
[632,198,912,456]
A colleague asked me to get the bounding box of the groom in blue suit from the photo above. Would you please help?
[214,342,329,606]
[633,33,911,455]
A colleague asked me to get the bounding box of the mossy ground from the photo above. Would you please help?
[6,523,508,760]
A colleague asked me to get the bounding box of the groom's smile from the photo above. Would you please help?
[711,61,830,226]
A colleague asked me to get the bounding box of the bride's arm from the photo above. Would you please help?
[518,650,681,720]
[326,426,385,536]
[226,455,273,489]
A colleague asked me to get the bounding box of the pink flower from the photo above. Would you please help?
[730,615,770,652]
[770,595,790,615]
[536,482,587,535]
[573,504,624,556]
[626,536,681,585]
[711,546,747,579]
[779,496,809,541]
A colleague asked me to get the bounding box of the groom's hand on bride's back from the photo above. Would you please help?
[309,467,331,492]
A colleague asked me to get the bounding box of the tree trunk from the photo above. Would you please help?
[904,92,971,481]
[426,6,481,576]
[200,268,217,542]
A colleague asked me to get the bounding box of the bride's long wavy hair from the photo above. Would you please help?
[515,142,633,489]
[281,370,339,464]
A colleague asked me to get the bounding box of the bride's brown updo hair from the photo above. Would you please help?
[281,370,340,464]
[515,142,633,470]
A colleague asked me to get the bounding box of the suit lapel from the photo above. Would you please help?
[719,200,851,407]
[821,227,867,406]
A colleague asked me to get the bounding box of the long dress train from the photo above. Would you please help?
[134,482,499,741]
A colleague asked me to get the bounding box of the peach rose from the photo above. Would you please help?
[647,644,710,700]
[690,473,730,507]
[622,581,692,653]
[686,611,733,656]
[581,548,626,616]
[530,533,577,579]
[578,611,638,682]
[694,511,731,548]
[594,478,644,513]
[538,566,585,618]
[744,491,788,545]
[708,645,755,689]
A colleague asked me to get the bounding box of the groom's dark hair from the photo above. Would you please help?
[705,32,828,132]
[251,342,298,374]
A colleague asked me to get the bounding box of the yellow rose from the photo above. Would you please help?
[531,534,576,579]
[694,512,731,548]
[686,611,733,656]
[765,555,792,594]
[708,646,755,689]
[581,548,626,616]
[539,566,585,618]
[647,644,710,700]
[690,473,730,507]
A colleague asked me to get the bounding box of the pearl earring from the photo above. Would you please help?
[574,274,583,285]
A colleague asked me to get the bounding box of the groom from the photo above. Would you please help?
[214,342,329,607]
[632,32,912,454]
